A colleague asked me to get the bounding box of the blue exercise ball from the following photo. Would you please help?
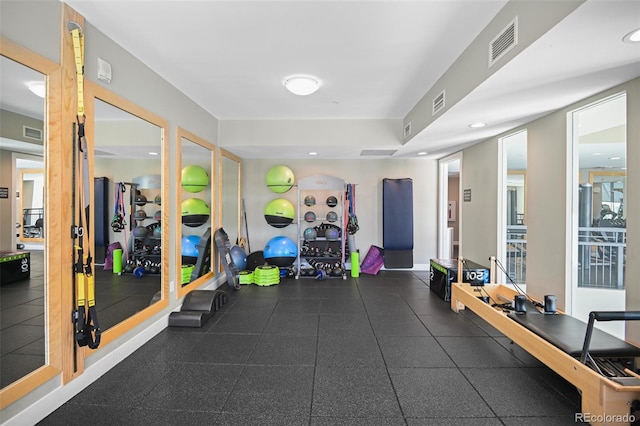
[263,236,297,267]
[230,245,247,270]
[181,235,201,257]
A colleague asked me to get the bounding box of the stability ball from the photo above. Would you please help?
[265,165,295,194]
[264,236,297,267]
[181,235,201,257]
[230,246,247,270]
[181,165,209,193]
[264,198,295,228]
[181,198,210,227]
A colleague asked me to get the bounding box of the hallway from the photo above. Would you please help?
[40,271,581,425]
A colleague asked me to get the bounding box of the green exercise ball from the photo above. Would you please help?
[181,198,210,227]
[265,165,295,194]
[264,198,295,228]
[181,165,209,193]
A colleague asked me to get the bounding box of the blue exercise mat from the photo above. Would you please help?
[383,178,413,268]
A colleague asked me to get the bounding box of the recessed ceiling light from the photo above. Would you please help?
[609,156,621,160]
[149,151,159,156]
[469,122,486,128]
[623,28,640,43]
[592,152,603,156]
[308,151,318,156]
[417,152,427,156]
[284,76,320,96]
[27,81,45,98]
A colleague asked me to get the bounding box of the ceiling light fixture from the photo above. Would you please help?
[417,152,427,156]
[469,122,486,128]
[308,151,318,156]
[27,81,45,98]
[623,28,640,43]
[284,76,320,96]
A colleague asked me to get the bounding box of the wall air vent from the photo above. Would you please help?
[432,90,445,116]
[489,17,518,67]
[23,126,42,141]
[404,122,412,139]
[360,149,397,157]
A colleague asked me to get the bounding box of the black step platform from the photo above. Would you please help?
[168,289,228,328]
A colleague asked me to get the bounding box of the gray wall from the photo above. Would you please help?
[242,158,438,267]
[459,78,640,342]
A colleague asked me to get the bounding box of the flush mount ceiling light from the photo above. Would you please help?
[27,81,45,98]
[623,28,640,43]
[284,76,320,96]
[469,122,486,128]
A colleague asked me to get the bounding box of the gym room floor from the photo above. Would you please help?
[39,271,583,425]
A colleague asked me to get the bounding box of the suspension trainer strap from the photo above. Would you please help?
[70,23,101,349]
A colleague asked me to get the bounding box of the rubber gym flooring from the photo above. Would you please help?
[39,271,584,425]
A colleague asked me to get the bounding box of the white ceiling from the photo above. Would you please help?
[3,0,640,162]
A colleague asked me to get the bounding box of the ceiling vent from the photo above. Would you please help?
[360,149,397,157]
[23,126,42,141]
[489,17,518,67]
[403,122,412,139]
[432,90,445,116]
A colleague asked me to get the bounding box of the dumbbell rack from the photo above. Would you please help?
[127,176,162,275]
[295,174,346,279]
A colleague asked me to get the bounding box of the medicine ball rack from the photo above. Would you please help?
[125,175,162,275]
[296,174,347,279]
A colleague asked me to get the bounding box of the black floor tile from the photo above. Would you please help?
[262,313,319,336]
[223,365,314,415]
[436,336,525,368]
[28,271,588,425]
[368,313,430,336]
[312,365,402,418]
[378,335,455,368]
[138,362,243,411]
[316,335,384,367]
[389,367,494,418]
[248,334,317,365]
[461,367,579,417]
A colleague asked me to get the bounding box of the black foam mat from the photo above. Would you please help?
[508,312,640,358]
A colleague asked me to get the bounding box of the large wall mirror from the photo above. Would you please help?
[0,39,61,408]
[177,128,215,298]
[85,82,168,348]
[219,149,242,273]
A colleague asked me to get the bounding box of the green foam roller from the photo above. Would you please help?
[113,249,123,274]
[350,251,360,278]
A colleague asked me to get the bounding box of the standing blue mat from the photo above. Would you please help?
[383,178,413,268]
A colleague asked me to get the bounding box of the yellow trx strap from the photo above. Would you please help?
[70,22,100,349]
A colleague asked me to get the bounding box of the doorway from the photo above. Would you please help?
[438,152,462,259]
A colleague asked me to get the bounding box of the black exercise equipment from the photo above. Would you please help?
[382,178,413,268]
[191,227,212,282]
[168,289,228,328]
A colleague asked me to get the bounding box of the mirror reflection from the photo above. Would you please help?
[179,134,214,293]
[504,130,527,285]
[92,98,163,331]
[221,152,241,245]
[0,56,46,388]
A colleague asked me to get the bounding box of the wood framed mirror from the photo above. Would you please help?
[177,127,216,298]
[83,81,168,349]
[0,37,62,408]
[219,149,243,273]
